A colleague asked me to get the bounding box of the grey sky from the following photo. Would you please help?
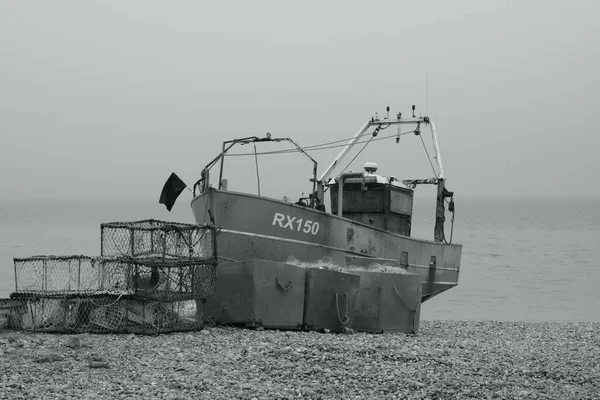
[1,0,598,202]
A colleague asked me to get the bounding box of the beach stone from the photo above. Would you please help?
[34,352,64,363]
[0,321,598,399]
[64,337,82,349]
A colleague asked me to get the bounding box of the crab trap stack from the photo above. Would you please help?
[8,220,218,334]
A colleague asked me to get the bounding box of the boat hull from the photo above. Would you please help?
[191,189,461,302]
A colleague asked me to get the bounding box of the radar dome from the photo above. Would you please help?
[364,162,378,173]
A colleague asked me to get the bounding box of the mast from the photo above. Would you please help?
[316,116,429,204]
[429,121,445,180]
[317,112,452,243]
[430,121,451,242]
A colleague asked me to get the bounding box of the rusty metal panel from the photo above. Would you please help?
[302,269,360,332]
[383,214,411,236]
[386,275,419,331]
[341,212,387,230]
[389,187,414,215]
[204,260,305,330]
[330,185,385,214]
[352,271,422,334]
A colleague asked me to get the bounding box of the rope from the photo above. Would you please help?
[392,286,416,311]
[89,293,124,308]
[444,198,456,245]
[335,292,350,325]
[392,285,421,333]
[275,277,293,291]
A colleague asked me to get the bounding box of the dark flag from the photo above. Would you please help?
[159,172,187,211]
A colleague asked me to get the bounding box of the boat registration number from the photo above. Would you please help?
[272,212,320,235]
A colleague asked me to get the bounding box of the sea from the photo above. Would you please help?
[0,197,598,322]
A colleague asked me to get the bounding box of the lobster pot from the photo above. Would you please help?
[100,219,217,260]
[352,271,422,334]
[204,260,306,330]
[8,295,125,333]
[13,256,102,295]
[99,257,217,301]
[11,297,70,332]
[119,299,201,333]
[302,269,360,333]
[8,295,203,334]
[0,299,10,329]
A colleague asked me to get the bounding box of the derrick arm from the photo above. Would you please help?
[316,116,430,204]
[318,120,372,184]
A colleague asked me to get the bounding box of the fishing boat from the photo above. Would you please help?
[187,107,461,302]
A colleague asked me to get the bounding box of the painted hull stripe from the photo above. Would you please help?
[220,228,367,257]
[219,229,460,272]
[408,265,461,272]
[424,281,459,286]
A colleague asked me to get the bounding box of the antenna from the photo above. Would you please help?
[426,73,429,115]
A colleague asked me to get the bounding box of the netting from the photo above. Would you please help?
[8,220,217,334]
[99,257,217,300]
[14,255,109,295]
[100,219,216,260]
[14,255,217,300]
[7,295,203,333]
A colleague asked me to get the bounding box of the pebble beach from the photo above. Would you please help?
[1,320,598,400]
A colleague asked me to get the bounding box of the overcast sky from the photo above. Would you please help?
[1,0,598,202]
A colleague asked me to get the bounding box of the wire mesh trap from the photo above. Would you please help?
[8,295,204,334]
[100,219,217,260]
[13,255,217,301]
[13,255,111,296]
[8,220,218,334]
[99,256,217,300]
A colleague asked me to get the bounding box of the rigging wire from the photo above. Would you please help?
[218,125,442,203]
[220,126,441,194]
[300,135,367,149]
[253,142,261,196]
[225,129,416,157]
[321,125,389,192]
[339,135,375,176]
[419,133,438,177]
